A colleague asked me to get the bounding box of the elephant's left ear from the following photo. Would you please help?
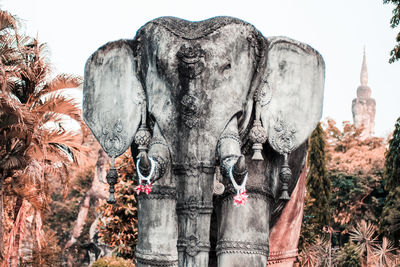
[260,37,325,153]
[83,40,145,158]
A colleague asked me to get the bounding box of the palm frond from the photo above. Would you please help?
[373,237,397,267]
[31,93,89,139]
[39,74,82,96]
[0,92,32,128]
[349,220,378,264]
[0,10,18,33]
[28,127,90,167]
[33,93,82,122]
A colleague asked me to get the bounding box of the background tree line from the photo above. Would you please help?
[298,118,400,266]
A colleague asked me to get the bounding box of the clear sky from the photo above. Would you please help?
[2,0,400,137]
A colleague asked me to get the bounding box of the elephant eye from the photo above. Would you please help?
[221,62,231,73]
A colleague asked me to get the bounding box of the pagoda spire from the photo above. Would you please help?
[352,46,376,139]
[360,47,368,86]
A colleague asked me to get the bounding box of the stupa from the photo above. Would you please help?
[352,49,376,139]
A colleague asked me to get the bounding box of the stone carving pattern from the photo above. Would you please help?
[256,70,273,107]
[271,117,296,154]
[218,132,242,146]
[153,17,246,40]
[136,250,178,267]
[216,240,269,256]
[151,155,168,181]
[180,94,201,128]
[136,186,176,200]
[177,235,211,257]
[213,167,225,195]
[134,125,152,151]
[172,162,215,175]
[176,196,213,219]
[100,114,126,157]
[267,249,298,264]
[249,120,268,144]
[217,185,273,205]
[177,44,205,79]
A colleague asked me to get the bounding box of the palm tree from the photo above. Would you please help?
[1,22,90,265]
[297,238,330,267]
[373,237,397,267]
[0,9,21,261]
[349,220,378,266]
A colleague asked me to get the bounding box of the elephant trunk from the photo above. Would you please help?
[174,163,215,267]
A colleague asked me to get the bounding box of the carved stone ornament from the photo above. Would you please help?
[153,16,246,40]
[177,44,205,79]
[216,240,269,256]
[186,236,200,257]
[134,125,151,153]
[180,94,201,128]
[135,249,178,267]
[249,120,268,144]
[106,166,118,204]
[176,196,213,219]
[178,235,211,257]
[101,116,126,157]
[256,71,273,107]
[249,120,268,160]
[270,117,296,201]
[270,117,296,154]
[136,185,176,201]
[267,249,298,265]
[279,154,292,201]
[213,168,225,195]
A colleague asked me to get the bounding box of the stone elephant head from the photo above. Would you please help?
[83,17,324,267]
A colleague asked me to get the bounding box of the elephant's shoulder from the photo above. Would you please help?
[140,16,256,40]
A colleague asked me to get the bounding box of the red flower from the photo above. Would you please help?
[233,190,248,206]
[135,183,153,195]
[135,184,145,194]
[143,184,152,195]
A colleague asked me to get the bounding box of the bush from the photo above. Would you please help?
[92,256,135,267]
[337,242,361,267]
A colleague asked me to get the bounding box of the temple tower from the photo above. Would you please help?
[352,48,376,139]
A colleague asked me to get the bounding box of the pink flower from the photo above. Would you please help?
[135,183,153,195]
[135,184,145,194]
[143,184,152,195]
[233,190,248,206]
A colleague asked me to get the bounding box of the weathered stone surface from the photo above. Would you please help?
[83,40,145,158]
[261,37,325,154]
[83,16,325,267]
[352,49,376,139]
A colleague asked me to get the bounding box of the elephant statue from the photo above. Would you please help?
[83,16,325,267]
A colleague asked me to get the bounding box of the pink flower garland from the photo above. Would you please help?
[135,183,153,195]
[233,190,248,206]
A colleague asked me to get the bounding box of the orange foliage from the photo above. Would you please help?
[324,119,385,177]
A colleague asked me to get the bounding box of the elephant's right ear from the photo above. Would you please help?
[83,40,145,158]
[260,37,325,154]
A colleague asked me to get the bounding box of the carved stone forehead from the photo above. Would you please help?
[148,16,258,40]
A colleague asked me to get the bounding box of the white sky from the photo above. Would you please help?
[2,0,400,137]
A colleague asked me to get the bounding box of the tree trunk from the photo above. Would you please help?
[0,173,4,261]
[64,149,109,265]
[2,199,28,267]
